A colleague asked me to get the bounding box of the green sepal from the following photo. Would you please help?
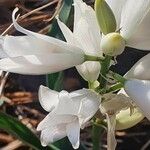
[95,0,117,35]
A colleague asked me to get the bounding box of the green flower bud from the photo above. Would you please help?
[95,0,117,34]
[101,33,125,56]
[116,107,144,130]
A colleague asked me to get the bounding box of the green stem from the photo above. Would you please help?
[106,82,123,93]
[110,71,127,85]
[92,55,111,150]
[98,56,112,89]
[92,119,105,150]
[84,55,104,62]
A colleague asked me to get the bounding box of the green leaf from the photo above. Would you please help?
[0,112,59,150]
[95,0,116,35]
[47,0,73,38]
[46,72,64,91]
[46,0,73,91]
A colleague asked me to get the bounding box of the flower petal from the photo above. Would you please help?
[37,114,76,131]
[12,8,84,55]
[106,114,117,150]
[66,119,80,149]
[126,11,150,50]
[0,53,84,75]
[57,18,78,45]
[3,35,69,57]
[38,85,59,112]
[125,53,150,80]
[125,79,150,120]
[40,125,66,146]
[120,0,150,40]
[74,0,99,35]
[76,61,101,82]
[73,0,101,56]
[77,89,100,125]
[106,0,126,29]
[74,17,101,56]
[55,90,82,115]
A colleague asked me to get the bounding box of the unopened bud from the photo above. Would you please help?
[101,33,125,56]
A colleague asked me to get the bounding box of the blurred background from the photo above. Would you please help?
[0,0,149,149]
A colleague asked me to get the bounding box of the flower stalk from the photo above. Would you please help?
[92,118,105,150]
[98,56,112,89]
[92,55,111,150]
[84,55,105,62]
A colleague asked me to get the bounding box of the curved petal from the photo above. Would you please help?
[57,18,78,46]
[120,0,150,40]
[106,0,126,29]
[76,61,101,82]
[125,53,150,80]
[55,90,82,115]
[78,89,100,124]
[40,125,66,146]
[12,8,84,55]
[0,53,84,75]
[3,35,73,57]
[66,119,80,149]
[37,114,76,131]
[126,11,150,50]
[38,85,59,112]
[74,0,99,35]
[74,18,102,56]
[125,79,150,120]
[106,114,117,150]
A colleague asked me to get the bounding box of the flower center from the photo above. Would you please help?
[101,32,125,56]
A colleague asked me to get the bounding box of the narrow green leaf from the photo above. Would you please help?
[95,0,116,35]
[0,112,59,150]
[46,0,73,91]
[47,0,73,38]
[46,72,64,91]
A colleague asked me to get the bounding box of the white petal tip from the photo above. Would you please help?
[72,142,80,149]
[41,141,48,147]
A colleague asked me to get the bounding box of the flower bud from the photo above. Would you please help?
[116,107,144,130]
[95,0,116,34]
[101,33,125,56]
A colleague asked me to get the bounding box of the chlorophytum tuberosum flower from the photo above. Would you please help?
[125,79,150,121]
[100,93,133,150]
[0,7,98,76]
[37,86,100,149]
[95,0,150,56]
[123,53,150,121]
[57,0,102,82]
[0,3,103,83]
[100,53,150,149]
[115,53,150,130]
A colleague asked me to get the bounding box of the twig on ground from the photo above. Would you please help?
[0,140,23,150]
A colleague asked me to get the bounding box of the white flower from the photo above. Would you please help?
[0,0,102,82]
[100,93,133,150]
[37,86,100,149]
[116,88,144,130]
[125,79,150,121]
[0,8,85,75]
[57,0,102,82]
[125,53,150,80]
[100,0,150,56]
[115,53,150,130]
